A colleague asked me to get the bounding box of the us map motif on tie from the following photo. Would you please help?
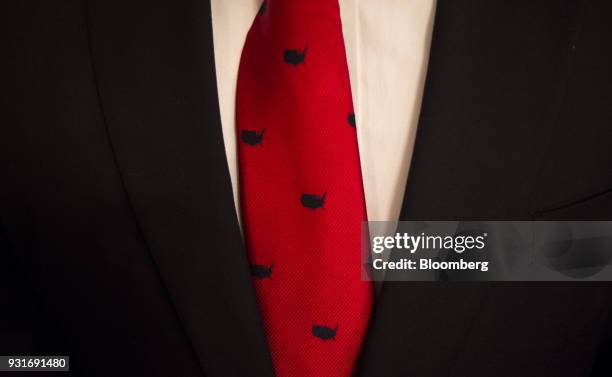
[236,1,373,376]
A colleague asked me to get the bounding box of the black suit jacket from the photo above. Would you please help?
[2,1,612,376]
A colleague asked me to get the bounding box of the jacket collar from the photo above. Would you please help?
[86,1,274,375]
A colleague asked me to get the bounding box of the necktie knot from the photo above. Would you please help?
[258,0,344,34]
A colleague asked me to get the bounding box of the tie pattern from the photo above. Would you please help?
[236,1,373,376]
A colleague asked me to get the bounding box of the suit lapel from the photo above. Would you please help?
[357,0,585,375]
[85,1,274,376]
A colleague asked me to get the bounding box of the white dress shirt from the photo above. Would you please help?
[211,0,436,223]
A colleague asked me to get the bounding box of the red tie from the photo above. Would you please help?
[236,1,373,376]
